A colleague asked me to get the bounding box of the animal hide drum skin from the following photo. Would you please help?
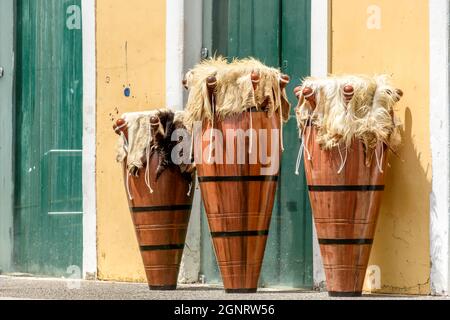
[295,74,403,165]
[183,57,291,131]
[116,109,194,184]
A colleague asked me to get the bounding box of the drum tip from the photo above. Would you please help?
[343,85,354,95]
[280,74,290,83]
[150,116,160,125]
[207,76,217,88]
[303,87,314,98]
[116,118,126,127]
[251,71,261,83]
[280,74,290,89]
[114,118,126,135]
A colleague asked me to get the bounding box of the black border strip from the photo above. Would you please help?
[309,185,385,192]
[149,285,177,291]
[318,239,373,245]
[225,288,258,294]
[328,291,363,297]
[131,204,192,213]
[211,230,269,238]
[198,176,278,183]
[140,244,185,251]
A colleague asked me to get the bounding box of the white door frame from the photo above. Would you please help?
[0,0,15,273]
[81,0,97,279]
[310,0,330,289]
[166,0,203,283]
[429,0,450,296]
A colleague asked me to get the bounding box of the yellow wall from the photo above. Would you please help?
[331,0,431,294]
[95,0,431,293]
[96,0,166,281]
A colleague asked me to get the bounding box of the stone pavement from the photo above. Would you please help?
[0,276,447,300]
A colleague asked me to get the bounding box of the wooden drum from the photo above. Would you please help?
[115,117,194,290]
[304,127,387,297]
[196,111,281,293]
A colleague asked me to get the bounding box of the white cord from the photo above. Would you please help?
[208,119,214,164]
[144,123,154,194]
[337,146,348,174]
[249,108,253,154]
[120,132,129,153]
[208,96,215,164]
[304,121,313,161]
[375,143,384,173]
[126,172,133,200]
[295,143,304,176]
[295,124,307,175]
[187,182,193,197]
[189,129,194,162]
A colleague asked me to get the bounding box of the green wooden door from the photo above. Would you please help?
[14,0,83,277]
[0,0,15,273]
[201,0,313,288]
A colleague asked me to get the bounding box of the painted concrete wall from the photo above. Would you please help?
[331,0,431,295]
[96,0,166,281]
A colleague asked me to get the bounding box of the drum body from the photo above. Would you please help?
[304,127,387,297]
[196,111,281,293]
[124,153,194,290]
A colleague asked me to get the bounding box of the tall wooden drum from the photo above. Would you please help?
[304,128,387,296]
[124,154,194,290]
[184,58,291,293]
[114,111,194,290]
[295,75,403,297]
[196,111,281,293]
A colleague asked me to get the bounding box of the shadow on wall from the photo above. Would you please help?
[368,107,431,295]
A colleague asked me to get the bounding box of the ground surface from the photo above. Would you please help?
[0,276,447,300]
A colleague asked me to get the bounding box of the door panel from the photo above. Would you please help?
[200,0,313,288]
[14,0,83,276]
[227,0,280,67]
